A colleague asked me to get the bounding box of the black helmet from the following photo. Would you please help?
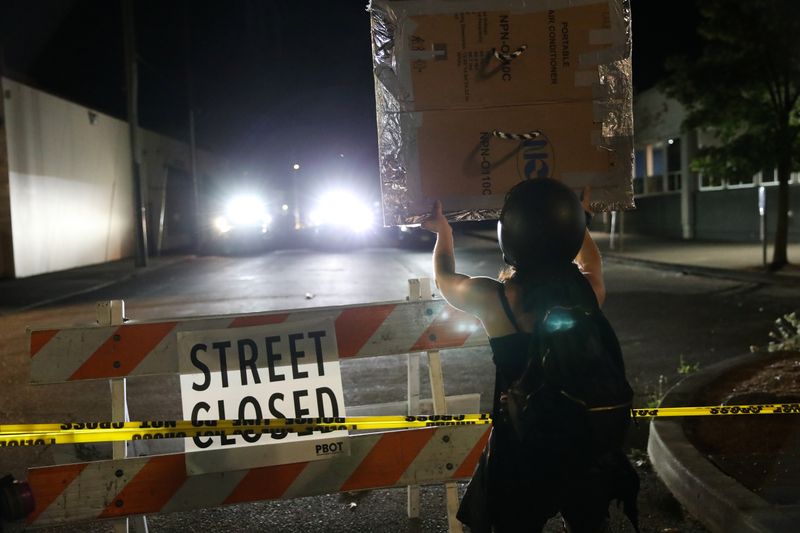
[497,178,585,268]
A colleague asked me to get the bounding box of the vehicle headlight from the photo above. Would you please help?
[309,190,374,233]
[214,216,232,233]
[225,194,269,227]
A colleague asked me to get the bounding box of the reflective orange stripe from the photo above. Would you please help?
[229,313,290,328]
[69,322,177,379]
[340,428,434,491]
[98,454,186,517]
[224,461,308,504]
[453,427,491,478]
[335,304,396,357]
[29,329,59,358]
[410,308,475,352]
[26,462,87,524]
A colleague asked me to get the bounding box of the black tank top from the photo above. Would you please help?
[488,285,530,419]
[487,265,631,417]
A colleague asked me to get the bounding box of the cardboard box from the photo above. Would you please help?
[405,4,611,109]
[370,0,634,225]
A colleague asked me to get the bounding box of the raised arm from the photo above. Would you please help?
[574,187,606,306]
[422,201,499,316]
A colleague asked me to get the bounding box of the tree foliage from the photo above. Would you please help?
[662,0,800,269]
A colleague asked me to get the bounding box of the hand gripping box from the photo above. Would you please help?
[369,0,634,225]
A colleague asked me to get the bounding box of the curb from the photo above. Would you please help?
[602,253,800,287]
[648,352,800,533]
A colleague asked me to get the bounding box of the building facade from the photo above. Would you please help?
[626,88,800,242]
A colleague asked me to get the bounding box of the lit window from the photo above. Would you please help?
[633,149,647,195]
[634,140,684,195]
[651,145,665,176]
[634,149,647,178]
[645,142,666,194]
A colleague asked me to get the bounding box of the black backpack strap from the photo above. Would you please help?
[497,283,522,333]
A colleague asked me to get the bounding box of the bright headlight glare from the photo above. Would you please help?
[313,190,374,232]
[225,194,267,226]
[214,216,232,233]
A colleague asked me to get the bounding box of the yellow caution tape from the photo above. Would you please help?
[1,404,798,447]
[630,403,800,418]
[0,415,491,447]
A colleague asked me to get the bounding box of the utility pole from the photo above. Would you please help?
[122,0,148,267]
[185,5,201,252]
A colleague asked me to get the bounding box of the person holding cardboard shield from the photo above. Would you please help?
[423,179,639,532]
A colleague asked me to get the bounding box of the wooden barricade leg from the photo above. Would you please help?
[428,349,464,533]
[418,278,463,532]
[99,300,149,533]
[406,280,422,520]
[407,278,463,532]
[406,352,421,520]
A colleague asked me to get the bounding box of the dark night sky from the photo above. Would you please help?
[0,0,700,197]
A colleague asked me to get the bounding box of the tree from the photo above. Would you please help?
[662,0,800,270]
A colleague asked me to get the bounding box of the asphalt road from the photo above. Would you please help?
[2,233,798,532]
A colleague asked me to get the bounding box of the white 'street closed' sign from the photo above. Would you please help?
[178,318,349,474]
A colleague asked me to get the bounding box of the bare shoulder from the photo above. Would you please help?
[463,275,502,293]
[438,275,502,318]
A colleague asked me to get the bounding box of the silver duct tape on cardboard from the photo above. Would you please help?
[370,0,634,226]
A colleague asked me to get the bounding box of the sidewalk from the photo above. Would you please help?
[462,225,800,285]
[0,255,192,314]
[592,231,800,285]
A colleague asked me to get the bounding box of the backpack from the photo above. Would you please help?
[505,302,634,443]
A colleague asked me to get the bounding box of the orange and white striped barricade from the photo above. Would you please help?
[29,298,487,384]
[21,293,492,531]
[23,424,490,528]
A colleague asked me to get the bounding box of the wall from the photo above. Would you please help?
[1,77,228,278]
[141,131,204,253]
[695,185,800,242]
[2,77,134,278]
[619,185,800,242]
[621,193,684,239]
